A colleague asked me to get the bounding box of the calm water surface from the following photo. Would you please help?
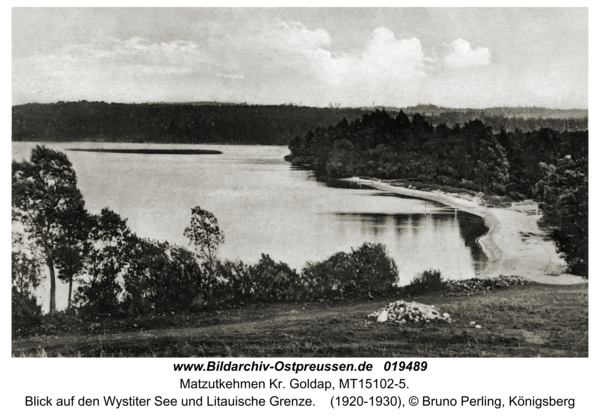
[13,142,487,292]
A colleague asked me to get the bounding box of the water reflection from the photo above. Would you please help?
[331,208,487,285]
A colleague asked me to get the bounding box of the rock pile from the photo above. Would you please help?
[444,276,532,297]
[369,300,452,324]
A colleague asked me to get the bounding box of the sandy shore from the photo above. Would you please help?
[344,178,585,285]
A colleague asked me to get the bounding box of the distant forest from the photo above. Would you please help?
[12,102,588,145]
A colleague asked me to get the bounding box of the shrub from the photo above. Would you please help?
[349,242,399,296]
[189,243,398,308]
[12,287,42,337]
[73,241,399,314]
[214,259,253,302]
[150,245,205,313]
[75,278,127,318]
[404,269,447,295]
[249,255,300,301]
[300,242,399,298]
[12,241,43,335]
[301,252,356,299]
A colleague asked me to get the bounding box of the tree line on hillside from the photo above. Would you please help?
[12,102,587,145]
[287,109,588,276]
[422,112,587,134]
[389,104,587,119]
[12,102,366,145]
[12,146,400,331]
[369,105,588,132]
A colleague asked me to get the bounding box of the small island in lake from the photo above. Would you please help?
[66,148,223,155]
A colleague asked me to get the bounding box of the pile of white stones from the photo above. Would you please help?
[369,300,452,324]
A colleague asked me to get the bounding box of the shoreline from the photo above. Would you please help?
[342,178,585,285]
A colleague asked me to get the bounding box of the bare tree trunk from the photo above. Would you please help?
[129,290,139,315]
[48,256,56,314]
[67,276,73,310]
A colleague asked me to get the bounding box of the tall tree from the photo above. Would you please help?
[76,208,132,313]
[12,146,85,313]
[121,236,167,315]
[536,156,588,276]
[184,207,225,272]
[55,201,92,309]
[476,137,510,195]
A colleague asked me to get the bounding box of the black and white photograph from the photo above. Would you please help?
[11,6,588,362]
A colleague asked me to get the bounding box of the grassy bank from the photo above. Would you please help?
[13,282,588,357]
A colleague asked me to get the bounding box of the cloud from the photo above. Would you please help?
[21,37,221,77]
[444,38,491,68]
[313,28,427,105]
[12,36,247,103]
[247,24,427,106]
[14,23,494,107]
[12,9,586,109]
[272,21,332,51]
[12,24,432,106]
[323,27,425,80]
[217,73,245,80]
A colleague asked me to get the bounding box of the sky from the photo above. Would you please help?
[12,7,588,109]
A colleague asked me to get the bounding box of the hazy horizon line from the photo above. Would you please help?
[12,100,589,112]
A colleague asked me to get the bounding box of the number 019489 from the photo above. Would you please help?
[384,361,427,371]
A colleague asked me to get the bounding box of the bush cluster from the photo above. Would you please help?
[403,269,447,296]
[72,242,399,318]
[194,243,399,307]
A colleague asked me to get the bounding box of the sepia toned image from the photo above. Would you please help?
[11,7,588,357]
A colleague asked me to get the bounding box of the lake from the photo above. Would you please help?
[13,142,487,309]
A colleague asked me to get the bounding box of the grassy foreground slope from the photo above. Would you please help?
[13,283,587,357]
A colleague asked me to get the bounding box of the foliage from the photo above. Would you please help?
[12,233,43,332]
[13,102,367,145]
[75,209,133,316]
[12,164,402,316]
[288,109,587,202]
[12,145,86,313]
[301,252,356,299]
[54,201,92,309]
[12,102,586,147]
[76,207,223,316]
[300,242,398,299]
[536,156,588,276]
[326,140,359,177]
[475,135,510,195]
[122,238,205,315]
[75,207,217,316]
[85,239,399,314]
[120,236,167,315]
[192,243,399,306]
[184,206,225,269]
[150,245,205,313]
[404,269,447,296]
